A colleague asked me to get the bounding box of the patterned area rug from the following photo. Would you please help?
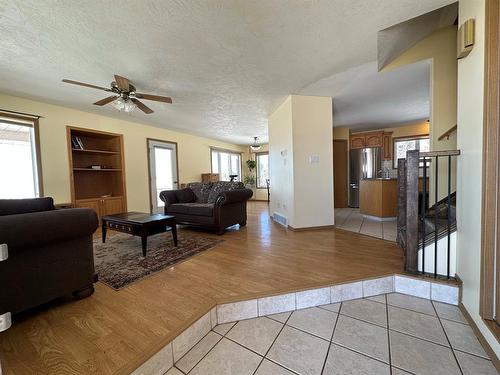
[93,232,223,290]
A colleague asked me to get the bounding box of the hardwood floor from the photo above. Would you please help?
[0,202,404,375]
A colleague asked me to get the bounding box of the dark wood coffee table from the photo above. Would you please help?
[102,212,177,257]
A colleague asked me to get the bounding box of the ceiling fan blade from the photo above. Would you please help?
[134,93,172,103]
[114,75,130,91]
[131,98,154,114]
[62,79,111,91]
[93,96,118,106]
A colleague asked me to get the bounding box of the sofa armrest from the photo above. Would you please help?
[159,190,179,207]
[216,189,253,206]
[160,188,196,208]
[0,208,98,249]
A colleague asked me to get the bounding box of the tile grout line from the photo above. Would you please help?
[175,329,223,374]
[251,312,299,375]
[320,302,342,374]
[431,300,464,375]
[385,293,393,375]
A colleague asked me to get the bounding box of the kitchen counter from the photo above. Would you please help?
[359,178,397,218]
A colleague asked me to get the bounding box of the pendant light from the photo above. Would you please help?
[250,136,261,151]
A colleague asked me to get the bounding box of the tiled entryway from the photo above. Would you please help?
[167,293,498,375]
[335,207,397,241]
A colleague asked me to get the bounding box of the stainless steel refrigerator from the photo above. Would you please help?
[349,147,382,207]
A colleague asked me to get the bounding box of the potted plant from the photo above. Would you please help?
[246,159,257,172]
[244,175,255,188]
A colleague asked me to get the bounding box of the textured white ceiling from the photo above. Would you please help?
[0,0,453,144]
[302,60,430,129]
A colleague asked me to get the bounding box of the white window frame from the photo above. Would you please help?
[393,135,430,169]
[256,152,269,189]
[210,148,242,181]
[0,113,42,198]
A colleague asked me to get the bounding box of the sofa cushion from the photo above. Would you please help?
[188,203,214,217]
[207,181,245,203]
[187,182,213,203]
[0,197,55,216]
[167,203,190,215]
[175,188,196,203]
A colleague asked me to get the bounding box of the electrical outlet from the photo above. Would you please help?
[0,312,11,332]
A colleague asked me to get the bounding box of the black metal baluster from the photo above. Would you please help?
[447,155,451,279]
[434,156,439,278]
[422,156,427,274]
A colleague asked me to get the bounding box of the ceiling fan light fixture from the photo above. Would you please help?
[112,97,136,113]
[250,136,261,151]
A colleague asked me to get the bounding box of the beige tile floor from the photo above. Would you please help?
[335,207,397,242]
[166,293,498,375]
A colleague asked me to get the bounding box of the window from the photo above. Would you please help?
[211,148,241,181]
[256,152,269,189]
[0,114,42,198]
[393,135,430,168]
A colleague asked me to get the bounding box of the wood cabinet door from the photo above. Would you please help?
[102,197,124,216]
[75,199,101,217]
[350,135,366,149]
[365,132,383,147]
[383,133,392,160]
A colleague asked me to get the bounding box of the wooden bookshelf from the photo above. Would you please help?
[67,126,127,220]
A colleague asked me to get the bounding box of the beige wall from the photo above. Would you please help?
[456,0,499,356]
[0,94,246,212]
[385,121,429,139]
[291,95,334,228]
[384,26,458,201]
[269,95,333,229]
[333,127,349,140]
[269,96,295,223]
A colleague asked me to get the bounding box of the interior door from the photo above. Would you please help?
[333,140,348,208]
[148,140,178,214]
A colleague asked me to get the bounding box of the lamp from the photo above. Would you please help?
[250,136,261,151]
[112,97,136,113]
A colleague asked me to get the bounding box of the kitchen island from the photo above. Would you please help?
[359,178,397,218]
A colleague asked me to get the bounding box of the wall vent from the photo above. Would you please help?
[273,212,288,227]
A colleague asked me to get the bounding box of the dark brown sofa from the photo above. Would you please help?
[0,197,98,316]
[159,181,253,234]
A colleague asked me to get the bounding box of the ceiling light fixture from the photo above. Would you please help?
[111,96,136,113]
[250,136,261,151]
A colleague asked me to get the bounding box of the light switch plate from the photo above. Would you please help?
[309,155,320,163]
[0,244,7,261]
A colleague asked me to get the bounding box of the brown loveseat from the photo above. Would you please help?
[159,181,253,234]
[0,198,98,316]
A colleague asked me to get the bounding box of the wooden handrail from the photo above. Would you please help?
[438,125,457,141]
[420,150,461,157]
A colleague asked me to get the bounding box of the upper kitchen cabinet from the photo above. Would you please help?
[382,131,393,160]
[365,132,383,147]
[350,131,385,149]
[350,134,366,149]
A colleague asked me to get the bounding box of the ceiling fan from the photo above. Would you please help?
[62,74,172,114]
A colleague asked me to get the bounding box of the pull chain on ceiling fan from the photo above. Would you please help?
[62,75,172,114]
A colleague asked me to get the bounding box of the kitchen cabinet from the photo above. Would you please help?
[350,134,366,149]
[350,131,386,149]
[359,178,397,218]
[382,132,393,160]
[365,132,383,147]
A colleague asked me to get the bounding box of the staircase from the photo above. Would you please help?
[397,149,460,279]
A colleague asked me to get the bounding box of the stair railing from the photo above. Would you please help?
[397,149,460,279]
